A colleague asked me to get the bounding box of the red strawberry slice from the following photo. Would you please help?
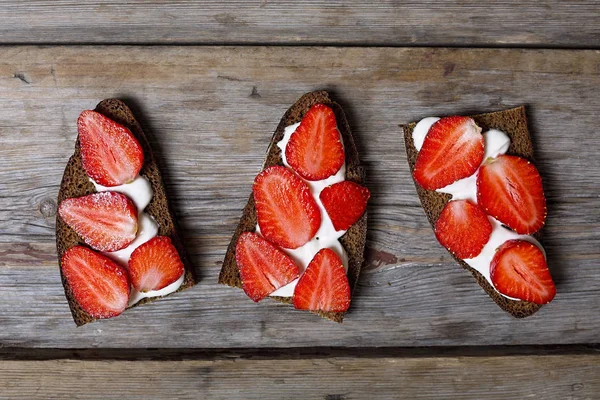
[128,236,185,292]
[320,181,370,231]
[78,110,144,187]
[285,103,345,181]
[490,240,555,304]
[61,246,130,319]
[477,155,546,234]
[413,116,484,190]
[293,248,350,313]
[435,199,492,259]
[58,191,138,252]
[235,232,300,302]
[254,166,321,249]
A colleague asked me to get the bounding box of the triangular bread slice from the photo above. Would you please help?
[219,91,368,323]
[56,99,195,326]
[403,106,544,318]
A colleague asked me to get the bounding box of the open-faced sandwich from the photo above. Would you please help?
[403,106,556,317]
[56,99,195,325]
[219,91,369,322]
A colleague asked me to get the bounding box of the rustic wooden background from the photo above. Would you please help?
[1,2,599,399]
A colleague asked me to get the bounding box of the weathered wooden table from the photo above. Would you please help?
[1,2,599,399]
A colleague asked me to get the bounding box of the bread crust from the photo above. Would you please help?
[403,106,543,318]
[56,99,195,326]
[219,91,367,323]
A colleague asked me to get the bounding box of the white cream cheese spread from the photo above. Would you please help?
[412,117,545,300]
[91,175,184,305]
[257,122,350,298]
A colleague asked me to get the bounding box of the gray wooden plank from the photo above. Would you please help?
[0,46,599,349]
[0,1,599,47]
[1,355,598,399]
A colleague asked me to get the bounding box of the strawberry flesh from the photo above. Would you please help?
[61,246,130,318]
[490,240,555,304]
[320,181,370,231]
[414,116,484,190]
[477,154,546,234]
[235,232,300,302]
[435,199,492,259]
[58,191,138,252]
[293,248,350,313]
[78,110,144,187]
[254,166,321,249]
[128,236,185,292]
[285,103,345,181]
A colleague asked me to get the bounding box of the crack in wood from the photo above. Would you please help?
[13,72,30,84]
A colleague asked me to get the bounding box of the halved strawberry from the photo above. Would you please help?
[78,110,144,187]
[477,155,546,234]
[235,232,300,302]
[293,248,350,313]
[128,236,184,292]
[58,191,138,252]
[285,103,345,181]
[61,246,130,319]
[320,181,370,231]
[490,240,555,304]
[434,199,492,259]
[413,116,484,190]
[254,166,321,249]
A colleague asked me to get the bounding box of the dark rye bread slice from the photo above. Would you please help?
[56,99,195,326]
[219,91,367,323]
[403,106,544,318]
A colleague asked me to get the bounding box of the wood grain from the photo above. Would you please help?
[0,1,599,47]
[1,354,598,399]
[0,46,599,349]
